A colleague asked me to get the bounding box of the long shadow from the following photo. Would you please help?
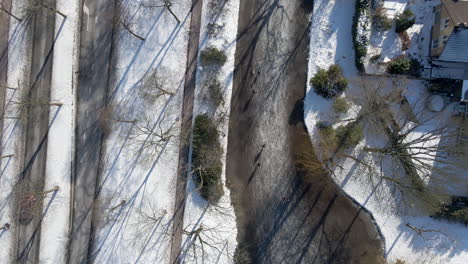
[87,141,170,263]
[19,106,62,181]
[17,189,59,262]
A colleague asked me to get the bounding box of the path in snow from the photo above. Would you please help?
[68,0,115,262]
[169,0,202,262]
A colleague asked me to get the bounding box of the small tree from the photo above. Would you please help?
[332,97,350,113]
[192,114,224,203]
[336,122,363,149]
[310,64,348,99]
[200,47,227,66]
[207,80,224,107]
[387,56,411,75]
[395,8,415,33]
[373,7,392,31]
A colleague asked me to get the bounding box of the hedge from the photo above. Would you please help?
[352,0,371,72]
[192,114,224,203]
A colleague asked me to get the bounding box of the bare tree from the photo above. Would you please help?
[0,1,22,21]
[139,69,175,104]
[181,223,232,264]
[128,198,169,250]
[129,110,177,163]
[140,0,181,24]
[114,0,145,41]
[405,222,453,249]
[11,89,62,122]
[343,77,463,213]
[17,185,60,225]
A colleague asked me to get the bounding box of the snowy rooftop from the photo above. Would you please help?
[439,28,468,63]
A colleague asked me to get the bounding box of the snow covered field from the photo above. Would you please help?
[89,1,191,263]
[305,0,468,263]
[181,0,239,262]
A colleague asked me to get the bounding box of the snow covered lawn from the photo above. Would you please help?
[365,0,438,77]
[305,0,468,263]
[90,1,190,263]
[181,0,239,262]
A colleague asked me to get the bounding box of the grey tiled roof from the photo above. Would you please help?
[439,29,468,63]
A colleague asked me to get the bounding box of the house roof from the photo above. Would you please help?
[439,28,468,63]
[442,0,468,26]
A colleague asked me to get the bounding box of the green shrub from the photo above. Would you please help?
[450,209,468,224]
[395,9,415,33]
[333,97,350,113]
[336,123,363,149]
[387,56,421,76]
[352,0,371,72]
[208,80,224,106]
[434,196,468,225]
[408,58,422,77]
[387,56,411,74]
[429,79,462,94]
[310,65,348,99]
[200,47,227,66]
[192,114,224,202]
[373,8,393,31]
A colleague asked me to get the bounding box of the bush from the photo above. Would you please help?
[200,46,227,66]
[395,9,415,33]
[434,196,468,225]
[352,0,371,72]
[429,79,462,94]
[387,56,421,77]
[192,114,224,202]
[336,123,363,149]
[310,65,348,99]
[387,56,411,74]
[373,8,392,31]
[208,80,224,106]
[333,97,350,113]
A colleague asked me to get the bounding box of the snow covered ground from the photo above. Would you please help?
[305,0,468,263]
[37,1,81,262]
[365,0,438,77]
[181,0,239,262]
[89,1,191,263]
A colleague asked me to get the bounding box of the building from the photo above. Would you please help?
[430,0,468,80]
